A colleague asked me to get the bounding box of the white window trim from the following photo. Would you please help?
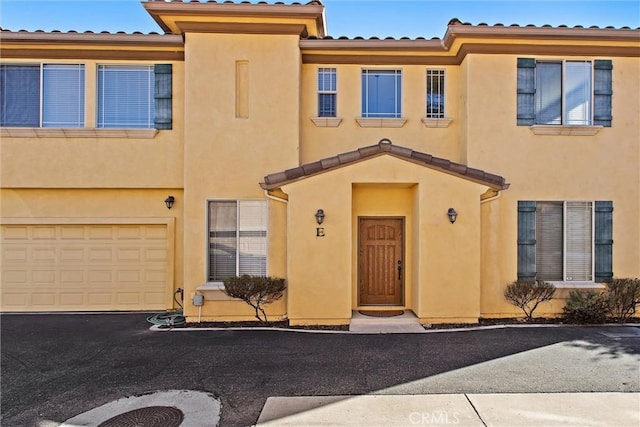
[361,68,403,119]
[426,68,446,119]
[535,59,595,127]
[96,64,155,129]
[538,200,595,283]
[204,199,269,286]
[317,67,337,118]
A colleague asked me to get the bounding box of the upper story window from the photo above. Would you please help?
[518,201,613,283]
[208,200,267,282]
[98,65,155,128]
[517,58,612,128]
[426,69,445,119]
[0,64,85,128]
[361,69,402,118]
[317,68,336,117]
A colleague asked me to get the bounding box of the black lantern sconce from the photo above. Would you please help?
[164,196,175,210]
[315,209,325,237]
[447,208,458,224]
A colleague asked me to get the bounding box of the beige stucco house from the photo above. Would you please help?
[1,1,638,325]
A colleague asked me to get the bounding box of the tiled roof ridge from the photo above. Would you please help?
[146,0,321,4]
[0,28,168,36]
[305,19,639,41]
[261,139,510,191]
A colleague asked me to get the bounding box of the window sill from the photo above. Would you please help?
[310,117,343,127]
[530,125,603,136]
[356,118,407,128]
[421,117,453,128]
[548,281,605,289]
[0,127,159,139]
[196,283,236,301]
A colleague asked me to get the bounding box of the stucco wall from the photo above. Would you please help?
[282,155,489,325]
[181,33,300,320]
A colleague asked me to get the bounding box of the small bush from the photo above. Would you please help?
[562,290,608,324]
[223,275,286,323]
[605,278,640,323]
[504,280,556,321]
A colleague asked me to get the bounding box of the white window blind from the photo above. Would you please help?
[565,202,593,281]
[536,202,563,281]
[317,68,336,117]
[208,200,267,281]
[0,64,40,127]
[536,201,593,282]
[42,64,85,128]
[97,65,154,128]
[565,61,592,125]
[535,62,562,125]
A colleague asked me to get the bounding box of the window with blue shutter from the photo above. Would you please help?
[517,58,612,127]
[594,201,613,282]
[154,64,172,130]
[98,65,155,128]
[517,200,613,283]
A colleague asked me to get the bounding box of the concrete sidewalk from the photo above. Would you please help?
[256,392,640,426]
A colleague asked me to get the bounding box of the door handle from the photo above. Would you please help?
[397,260,402,280]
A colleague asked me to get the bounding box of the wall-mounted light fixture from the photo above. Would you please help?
[164,196,175,210]
[315,209,325,237]
[447,208,458,224]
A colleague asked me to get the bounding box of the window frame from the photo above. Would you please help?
[361,68,402,119]
[0,62,85,128]
[535,201,595,283]
[535,59,594,126]
[317,67,337,118]
[206,199,268,283]
[97,64,155,129]
[426,68,446,119]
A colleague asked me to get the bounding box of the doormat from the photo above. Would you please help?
[358,310,404,317]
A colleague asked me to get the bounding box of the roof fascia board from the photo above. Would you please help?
[443,24,640,47]
[176,21,308,37]
[143,1,325,36]
[0,32,184,60]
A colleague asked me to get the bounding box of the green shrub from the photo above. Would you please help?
[604,278,640,323]
[222,275,286,323]
[562,290,608,324]
[504,280,556,321]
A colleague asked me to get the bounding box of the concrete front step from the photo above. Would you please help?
[349,310,425,333]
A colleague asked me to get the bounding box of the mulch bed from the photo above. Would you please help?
[161,316,638,331]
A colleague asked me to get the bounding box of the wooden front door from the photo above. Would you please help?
[359,217,404,306]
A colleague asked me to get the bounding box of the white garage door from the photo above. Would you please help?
[1,223,170,312]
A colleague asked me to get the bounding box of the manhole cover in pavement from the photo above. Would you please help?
[98,406,184,427]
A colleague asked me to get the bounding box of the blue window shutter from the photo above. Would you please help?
[0,65,40,127]
[593,60,612,127]
[154,64,172,130]
[594,201,613,282]
[517,58,535,126]
[517,201,537,282]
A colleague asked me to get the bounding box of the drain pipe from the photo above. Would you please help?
[264,189,288,204]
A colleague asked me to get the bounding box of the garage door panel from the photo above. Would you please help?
[1,224,169,312]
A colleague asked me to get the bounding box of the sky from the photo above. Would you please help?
[0,0,638,39]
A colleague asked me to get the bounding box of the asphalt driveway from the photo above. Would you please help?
[1,313,639,426]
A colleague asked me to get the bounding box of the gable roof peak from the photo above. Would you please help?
[261,139,510,191]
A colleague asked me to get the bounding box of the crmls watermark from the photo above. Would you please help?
[409,410,460,425]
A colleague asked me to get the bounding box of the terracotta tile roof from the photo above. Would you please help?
[261,139,510,191]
